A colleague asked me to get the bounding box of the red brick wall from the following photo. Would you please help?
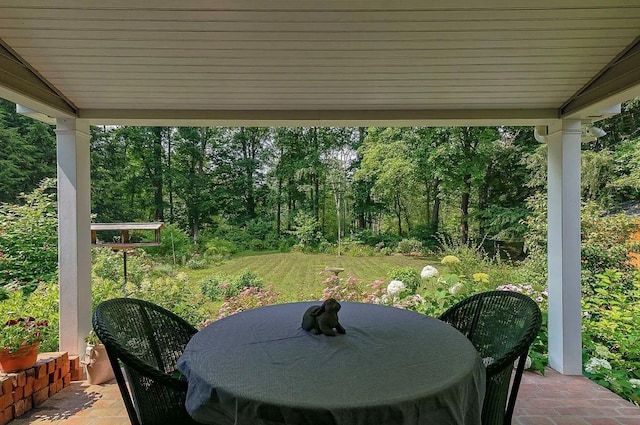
[0,352,83,424]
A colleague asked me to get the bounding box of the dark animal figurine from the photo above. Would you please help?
[301,298,346,336]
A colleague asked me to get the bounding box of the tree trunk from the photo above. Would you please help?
[151,127,164,221]
[431,179,441,233]
[477,161,492,237]
[276,176,283,237]
[395,194,403,236]
[460,173,471,245]
[167,128,174,223]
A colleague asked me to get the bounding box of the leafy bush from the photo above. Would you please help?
[217,285,280,319]
[0,179,58,292]
[203,219,279,253]
[91,276,123,312]
[200,276,237,301]
[339,240,378,257]
[350,230,401,250]
[396,238,423,254]
[91,247,153,288]
[125,272,210,325]
[581,269,640,404]
[199,268,263,302]
[234,268,263,289]
[289,212,325,248]
[185,253,208,269]
[204,238,237,258]
[142,223,193,264]
[278,238,295,252]
[388,266,421,291]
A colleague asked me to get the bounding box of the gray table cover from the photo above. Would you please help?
[178,302,485,425]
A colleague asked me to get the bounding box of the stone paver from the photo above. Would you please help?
[514,369,640,425]
[8,368,640,424]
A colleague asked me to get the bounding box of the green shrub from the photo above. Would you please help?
[340,240,377,257]
[91,247,153,287]
[217,285,280,318]
[319,241,333,254]
[125,272,210,325]
[0,179,58,291]
[388,266,421,291]
[185,253,208,269]
[289,212,325,248]
[350,230,401,250]
[200,276,238,301]
[142,224,193,263]
[581,269,640,404]
[200,268,263,302]
[380,247,393,256]
[91,276,124,311]
[396,238,423,254]
[204,238,237,258]
[233,268,263,289]
[278,238,295,252]
[249,238,264,251]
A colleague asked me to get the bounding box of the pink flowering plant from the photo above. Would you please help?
[1,316,49,353]
[217,285,280,319]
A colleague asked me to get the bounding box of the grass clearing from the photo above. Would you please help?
[185,252,438,302]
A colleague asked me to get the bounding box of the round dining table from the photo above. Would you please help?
[177,301,485,425]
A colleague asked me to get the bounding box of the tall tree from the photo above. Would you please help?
[0,100,56,203]
[356,128,418,236]
[172,127,220,241]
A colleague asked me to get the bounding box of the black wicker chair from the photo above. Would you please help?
[92,297,201,425]
[439,290,542,425]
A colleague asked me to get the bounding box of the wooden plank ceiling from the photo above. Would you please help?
[1,0,640,125]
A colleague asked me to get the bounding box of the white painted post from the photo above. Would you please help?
[56,118,92,356]
[546,119,582,375]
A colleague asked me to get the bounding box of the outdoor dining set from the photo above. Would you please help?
[92,290,541,425]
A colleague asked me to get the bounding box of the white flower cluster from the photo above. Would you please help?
[420,265,439,278]
[386,280,405,298]
[629,378,640,388]
[448,282,464,295]
[584,357,612,374]
[514,355,532,370]
[482,356,495,367]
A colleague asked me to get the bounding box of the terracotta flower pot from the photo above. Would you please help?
[0,342,39,372]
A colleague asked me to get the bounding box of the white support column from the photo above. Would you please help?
[547,119,582,375]
[56,118,92,357]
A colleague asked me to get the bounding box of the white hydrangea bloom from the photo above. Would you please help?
[387,280,405,298]
[448,282,464,295]
[629,378,640,388]
[584,357,612,374]
[514,356,532,370]
[420,265,439,278]
[482,357,495,367]
[594,345,611,358]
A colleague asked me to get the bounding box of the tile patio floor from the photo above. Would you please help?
[8,368,640,425]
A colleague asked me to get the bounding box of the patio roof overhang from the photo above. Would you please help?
[1,0,640,126]
[2,0,640,375]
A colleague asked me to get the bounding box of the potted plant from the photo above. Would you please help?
[83,330,114,385]
[0,317,49,372]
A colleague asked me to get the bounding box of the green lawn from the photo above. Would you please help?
[185,252,438,302]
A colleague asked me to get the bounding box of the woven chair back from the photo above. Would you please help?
[439,290,542,425]
[93,297,199,425]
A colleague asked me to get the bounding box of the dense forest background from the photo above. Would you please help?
[2,98,640,254]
